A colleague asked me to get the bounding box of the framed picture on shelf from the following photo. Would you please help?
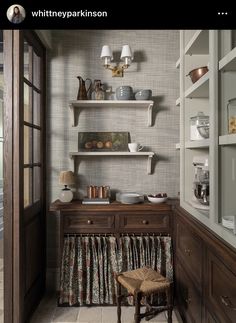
[78,131,130,152]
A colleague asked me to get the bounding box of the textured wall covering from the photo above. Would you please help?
[47,30,179,288]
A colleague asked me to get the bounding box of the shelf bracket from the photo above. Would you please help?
[69,155,79,174]
[69,103,75,127]
[147,154,154,174]
[147,103,153,127]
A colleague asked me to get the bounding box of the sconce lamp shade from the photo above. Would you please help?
[59,171,75,186]
[120,45,133,60]
[100,45,113,60]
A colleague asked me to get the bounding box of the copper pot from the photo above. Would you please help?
[187,66,208,84]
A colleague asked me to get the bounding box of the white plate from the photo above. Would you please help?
[116,192,144,204]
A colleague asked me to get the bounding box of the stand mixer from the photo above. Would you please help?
[192,157,210,207]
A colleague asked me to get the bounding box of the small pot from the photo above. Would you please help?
[187,66,208,84]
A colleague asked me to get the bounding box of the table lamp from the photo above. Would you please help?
[59,170,75,202]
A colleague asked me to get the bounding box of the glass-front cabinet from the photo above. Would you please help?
[177,30,236,249]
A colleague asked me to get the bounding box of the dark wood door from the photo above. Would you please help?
[4,30,46,323]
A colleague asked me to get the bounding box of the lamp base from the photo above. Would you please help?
[59,188,73,203]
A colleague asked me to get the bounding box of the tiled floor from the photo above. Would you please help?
[30,293,180,323]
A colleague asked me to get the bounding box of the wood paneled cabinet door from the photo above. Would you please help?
[206,250,236,323]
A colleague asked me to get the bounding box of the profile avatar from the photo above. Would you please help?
[7,4,26,24]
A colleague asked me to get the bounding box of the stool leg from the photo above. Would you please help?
[117,282,122,323]
[166,289,172,323]
[134,291,142,323]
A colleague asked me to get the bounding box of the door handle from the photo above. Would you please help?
[87,220,93,225]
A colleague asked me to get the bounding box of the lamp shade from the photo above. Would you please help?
[59,171,75,186]
[100,45,113,60]
[120,45,133,60]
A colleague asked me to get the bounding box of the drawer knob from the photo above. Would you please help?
[87,220,93,225]
[184,248,191,256]
[221,296,236,310]
[185,297,191,304]
[142,220,149,225]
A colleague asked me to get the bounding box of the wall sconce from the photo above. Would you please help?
[100,45,133,77]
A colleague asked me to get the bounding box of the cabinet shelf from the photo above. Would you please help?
[185,30,209,55]
[69,151,155,175]
[185,140,210,149]
[69,100,154,127]
[176,58,180,69]
[219,134,236,145]
[219,47,236,71]
[185,72,209,98]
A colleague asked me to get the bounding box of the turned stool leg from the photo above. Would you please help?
[166,288,172,323]
[117,281,122,323]
[134,291,142,323]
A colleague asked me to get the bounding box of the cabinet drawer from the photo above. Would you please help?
[176,218,203,288]
[62,212,115,233]
[118,213,170,233]
[206,250,236,323]
[176,261,202,323]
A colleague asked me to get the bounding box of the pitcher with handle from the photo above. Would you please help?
[77,76,92,100]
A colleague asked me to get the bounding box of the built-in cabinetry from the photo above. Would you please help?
[174,206,236,323]
[68,100,155,174]
[177,30,236,249]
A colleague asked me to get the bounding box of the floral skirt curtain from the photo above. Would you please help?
[59,235,173,306]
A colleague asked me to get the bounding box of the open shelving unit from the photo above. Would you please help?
[69,100,154,127]
[178,29,236,249]
[69,151,155,175]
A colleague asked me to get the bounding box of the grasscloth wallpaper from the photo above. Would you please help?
[46,30,179,289]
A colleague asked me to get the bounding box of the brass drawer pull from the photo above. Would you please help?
[87,220,93,225]
[221,296,236,310]
[142,220,149,225]
[184,249,191,256]
[185,298,191,304]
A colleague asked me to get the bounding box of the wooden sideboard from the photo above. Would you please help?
[50,199,174,258]
[50,200,173,233]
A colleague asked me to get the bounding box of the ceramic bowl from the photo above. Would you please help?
[116,192,144,204]
[116,86,133,100]
[147,195,168,204]
[135,89,152,100]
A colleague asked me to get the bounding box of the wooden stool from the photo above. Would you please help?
[116,266,173,323]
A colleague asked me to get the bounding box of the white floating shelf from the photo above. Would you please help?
[176,97,180,106]
[219,47,236,71]
[185,140,210,149]
[175,143,180,150]
[185,72,209,98]
[69,151,155,175]
[219,134,236,145]
[69,100,154,127]
[176,58,180,69]
[185,30,209,55]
